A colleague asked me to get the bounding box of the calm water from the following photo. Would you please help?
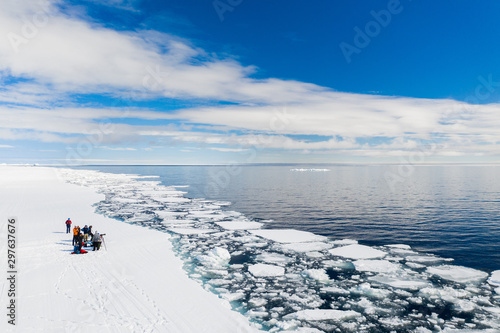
[71,165,500,271]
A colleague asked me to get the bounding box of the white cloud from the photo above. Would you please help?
[209,147,248,152]
[0,1,499,162]
[0,144,14,148]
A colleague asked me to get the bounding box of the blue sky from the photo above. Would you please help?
[1,0,500,165]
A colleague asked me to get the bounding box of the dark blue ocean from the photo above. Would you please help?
[71,165,500,272]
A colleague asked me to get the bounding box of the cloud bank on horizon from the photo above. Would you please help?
[0,0,499,164]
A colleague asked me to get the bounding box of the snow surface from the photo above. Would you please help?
[0,166,257,333]
[6,166,498,332]
[329,244,387,259]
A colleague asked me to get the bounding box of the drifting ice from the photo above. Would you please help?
[59,168,500,332]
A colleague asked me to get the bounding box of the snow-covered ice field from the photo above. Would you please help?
[0,166,257,333]
[2,165,500,332]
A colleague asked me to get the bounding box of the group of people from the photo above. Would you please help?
[65,218,104,254]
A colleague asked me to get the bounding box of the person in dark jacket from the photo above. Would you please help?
[88,225,93,239]
[65,218,72,233]
[77,232,84,253]
[82,225,89,242]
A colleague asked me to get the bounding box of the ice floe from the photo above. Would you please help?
[427,265,489,284]
[301,269,329,282]
[488,270,500,286]
[329,244,386,259]
[168,228,216,235]
[280,242,332,253]
[369,275,430,290]
[283,309,360,321]
[216,221,264,230]
[248,264,285,277]
[353,259,401,273]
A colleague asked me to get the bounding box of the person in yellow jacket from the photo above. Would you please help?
[72,225,80,246]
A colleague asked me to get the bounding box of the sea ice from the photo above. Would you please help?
[250,229,327,243]
[168,228,216,235]
[386,244,412,250]
[426,265,488,284]
[323,260,355,270]
[329,244,386,259]
[161,219,195,225]
[320,286,350,295]
[305,251,324,258]
[248,298,268,307]
[301,269,330,282]
[152,196,191,203]
[331,239,358,245]
[406,255,452,265]
[283,309,361,321]
[353,259,401,273]
[255,253,292,265]
[281,241,332,253]
[248,264,285,277]
[59,167,500,333]
[155,211,188,218]
[196,247,231,268]
[369,275,430,290]
[488,270,500,286]
[216,221,264,230]
[350,283,392,300]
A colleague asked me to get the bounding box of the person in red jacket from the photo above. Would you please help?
[65,218,72,234]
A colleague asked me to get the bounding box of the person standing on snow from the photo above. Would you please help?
[77,232,84,253]
[82,225,89,242]
[72,226,79,246]
[65,218,72,233]
[92,232,102,251]
[88,225,93,239]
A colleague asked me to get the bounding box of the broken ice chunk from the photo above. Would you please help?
[281,242,332,253]
[196,247,231,268]
[369,275,430,290]
[329,244,386,260]
[283,309,361,321]
[353,259,401,273]
[168,228,216,235]
[248,263,285,277]
[215,221,263,230]
[301,269,330,282]
[487,270,500,286]
[255,253,292,265]
[426,265,488,284]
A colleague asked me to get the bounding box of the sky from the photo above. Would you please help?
[1,0,500,165]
